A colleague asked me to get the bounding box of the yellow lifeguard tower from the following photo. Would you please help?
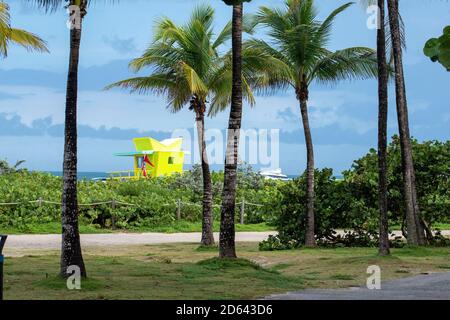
[111,137,186,179]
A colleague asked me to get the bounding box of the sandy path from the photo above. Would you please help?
[2,232,277,256]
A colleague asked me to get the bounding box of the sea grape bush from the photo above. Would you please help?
[0,163,274,231]
[260,137,450,249]
[424,26,450,71]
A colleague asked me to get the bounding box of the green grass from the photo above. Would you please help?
[4,253,304,300]
[0,222,110,235]
[437,265,450,269]
[0,221,274,235]
[390,223,450,231]
[3,243,450,300]
[329,274,355,281]
[431,223,450,230]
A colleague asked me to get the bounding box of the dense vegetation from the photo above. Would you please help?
[1,138,448,247]
[261,137,450,250]
[0,163,277,232]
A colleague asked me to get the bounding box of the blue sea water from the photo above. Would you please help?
[46,171,108,180]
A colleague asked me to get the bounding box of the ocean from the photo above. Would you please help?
[45,172,342,181]
[46,171,109,180]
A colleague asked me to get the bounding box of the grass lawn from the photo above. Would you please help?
[390,223,450,231]
[0,221,274,235]
[3,243,450,300]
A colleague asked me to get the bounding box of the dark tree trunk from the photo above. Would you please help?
[219,3,243,258]
[193,98,215,247]
[377,0,390,256]
[60,4,86,278]
[387,0,426,246]
[297,84,316,248]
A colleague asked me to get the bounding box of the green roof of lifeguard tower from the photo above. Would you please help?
[114,137,184,157]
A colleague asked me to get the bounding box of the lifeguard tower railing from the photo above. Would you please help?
[108,169,151,180]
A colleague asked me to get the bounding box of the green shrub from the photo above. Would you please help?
[260,137,450,250]
[0,164,277,230]
[259,235,298,251]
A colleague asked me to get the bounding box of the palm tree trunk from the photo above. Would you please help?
[386,0,426,246]
[377,0,390,256]
[60,6,86,278]
[298,95,316,248]
[195,102,214,247]
[219,3,243,259]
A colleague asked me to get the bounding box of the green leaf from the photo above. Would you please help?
[424,26,450,71]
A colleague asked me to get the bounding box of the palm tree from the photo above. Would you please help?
[386,0,426,245]
[248,0,378,247]
[219,0,251,259]
[0,1,48,57]
[375,0,390,255]
[107,5,255,247]
[360,0,391,255]
[27,0,93,278]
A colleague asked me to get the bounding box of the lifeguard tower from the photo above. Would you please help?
[111,137,186,179]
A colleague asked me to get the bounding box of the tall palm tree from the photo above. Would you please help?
[386,0,426,245]
[375,0,390,255]
[0,1,48,57]
[107,5,255,247]
[27,0,94,278]
[248,0,378,247]
[360,0,391,255]
[219,0,251,259]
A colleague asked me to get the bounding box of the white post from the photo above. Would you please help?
[240,198,245,225]
[177,199,182,220]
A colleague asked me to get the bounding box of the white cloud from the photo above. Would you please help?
[0,85,378,137]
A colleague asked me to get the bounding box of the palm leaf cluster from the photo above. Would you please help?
[0,1,48,57]
[245,0,378,95]
[107,4,255,115]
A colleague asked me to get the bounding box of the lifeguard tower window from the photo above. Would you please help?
[168,157,175,165]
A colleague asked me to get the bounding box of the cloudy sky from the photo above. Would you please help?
[1,0,449,175]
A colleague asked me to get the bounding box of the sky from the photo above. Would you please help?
[0,0,449,175]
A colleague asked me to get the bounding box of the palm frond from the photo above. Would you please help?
[242,41,295,94]
[0,2,48,57]
[310,47,378,85]
[208,58,256,116]
[24,0,119,12]
[179,62,208,97]
[249,0,377,93]
[107,4,252,116]
[8,28,49,53]
[105,75,175,95]
[314,2,353,47]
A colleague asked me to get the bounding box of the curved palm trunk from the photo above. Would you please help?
[387,0,426,246]
[194,101,214,247]
[377,0,390,256]
[219,3,243,258]
[61,4,86,278]
[298,86,316,248]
